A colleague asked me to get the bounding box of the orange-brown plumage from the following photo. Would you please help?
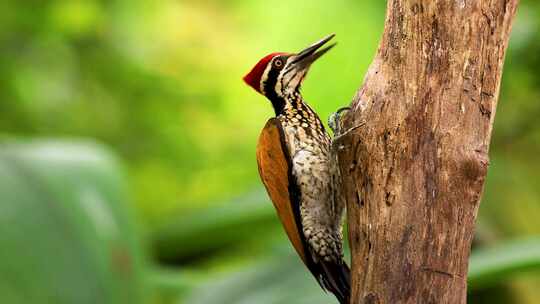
[256,118,307,264]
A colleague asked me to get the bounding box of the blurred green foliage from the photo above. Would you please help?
[469,237,540,290]
[1,1,540,303]
[0,141,147,304]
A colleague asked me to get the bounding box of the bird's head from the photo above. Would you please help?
[243,34,336,99]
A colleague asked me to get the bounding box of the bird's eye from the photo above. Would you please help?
[274,58,284,69]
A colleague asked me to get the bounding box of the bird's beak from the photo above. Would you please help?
[289,34,336,71]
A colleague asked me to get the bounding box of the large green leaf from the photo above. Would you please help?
[0,140,147,304]
[147,266,202,304]
[183,253,336,304]
[469,237,540,290]
[152,190,280,262]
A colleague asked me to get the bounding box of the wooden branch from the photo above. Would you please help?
[338,1,519,303]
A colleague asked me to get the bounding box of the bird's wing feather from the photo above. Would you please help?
[256,118,351,304]
[256,118,307,264]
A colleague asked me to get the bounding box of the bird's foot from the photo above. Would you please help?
[329,107,364,151]
[328,107,351,136]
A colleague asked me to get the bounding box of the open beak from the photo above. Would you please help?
[289,34,336,71]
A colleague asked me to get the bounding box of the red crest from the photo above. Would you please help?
[243,52,287,93]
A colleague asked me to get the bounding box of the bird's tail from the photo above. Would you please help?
[320,259,351,304]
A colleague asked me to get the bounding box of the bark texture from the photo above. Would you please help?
[338,1,519,303]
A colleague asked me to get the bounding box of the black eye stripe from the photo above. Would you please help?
[264,63,280,95]
[263,64,285,114]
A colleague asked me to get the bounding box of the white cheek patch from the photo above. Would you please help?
[277,57,300,95]
[274,58,292,95]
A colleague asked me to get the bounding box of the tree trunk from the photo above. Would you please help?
[338,1,519,303]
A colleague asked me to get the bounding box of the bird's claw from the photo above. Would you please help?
[329,107,365,151]
[328,107,352,136]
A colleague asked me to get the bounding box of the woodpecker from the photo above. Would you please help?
[243,34,350,304]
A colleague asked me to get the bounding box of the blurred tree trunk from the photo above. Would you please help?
[338,1,519,303]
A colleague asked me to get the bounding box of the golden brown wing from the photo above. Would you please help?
[256,118,307,264]
[256,118,351,304]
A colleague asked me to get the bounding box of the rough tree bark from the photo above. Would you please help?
[338,1,519,303]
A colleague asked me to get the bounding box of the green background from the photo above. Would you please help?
[1,1,540,303]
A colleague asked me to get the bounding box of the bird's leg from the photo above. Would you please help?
[329,107,364,151]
